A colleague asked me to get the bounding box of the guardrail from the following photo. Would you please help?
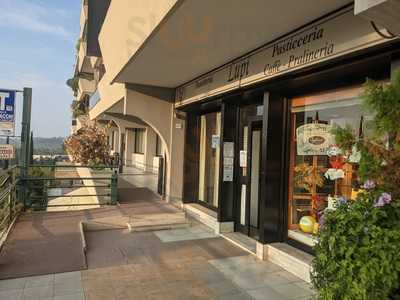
[22,164,119,210]
[0,166,22,241]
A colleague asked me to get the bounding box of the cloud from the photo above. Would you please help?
[0,0,72,38]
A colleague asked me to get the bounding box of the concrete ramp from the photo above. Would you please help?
[0,211,87,280]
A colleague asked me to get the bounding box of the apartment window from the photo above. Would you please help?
[155,135,163,157]
[134,128,145,154]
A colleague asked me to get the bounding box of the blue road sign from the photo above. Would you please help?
[0,90,16,122]
[0,90,16,136]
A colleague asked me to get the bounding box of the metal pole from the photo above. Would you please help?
[20,88,32,208]
[29,132,34,165]
[110,171,118,205]
[3,136,9,170]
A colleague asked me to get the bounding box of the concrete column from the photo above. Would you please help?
[125,129,134,166]
[166,111,185,203]
[117,127,126,154]
[145,127,157,173]
[113,130,119,153]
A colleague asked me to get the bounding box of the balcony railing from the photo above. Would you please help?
[89,89,101,110]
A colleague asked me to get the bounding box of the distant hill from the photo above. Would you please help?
[0,137,66,155]
[33,137,66,155]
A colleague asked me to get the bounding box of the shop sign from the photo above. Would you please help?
[0,90,16,136]
[296,123,334,156]
[175,7,395,107]
[0,144,15,159]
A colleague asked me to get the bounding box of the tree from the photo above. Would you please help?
[64,123,111,165]
[312,71,400,299]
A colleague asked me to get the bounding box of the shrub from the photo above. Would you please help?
[312,71,400,299]
[64,123,111,165]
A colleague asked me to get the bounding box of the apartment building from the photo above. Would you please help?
[71,0,400,280]
[72,0,166,180]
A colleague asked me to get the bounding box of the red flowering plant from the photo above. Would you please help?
[312,71,400,299]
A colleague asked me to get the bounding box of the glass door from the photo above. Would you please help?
[237,114,262,239]
[198,111,221,209]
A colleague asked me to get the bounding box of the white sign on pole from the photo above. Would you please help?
[0,90,16,136]
[0,144,15,159]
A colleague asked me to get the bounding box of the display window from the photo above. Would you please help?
[288,86,369,246]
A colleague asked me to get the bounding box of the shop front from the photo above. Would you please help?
[178,5,399,253]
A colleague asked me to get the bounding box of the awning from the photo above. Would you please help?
[113,0,352,88]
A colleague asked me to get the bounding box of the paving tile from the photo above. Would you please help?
[54,292,85,300]
[294,296,315,300]
[54,278,83,296]
[110,275,141,289]
[81,268,111,281]
[270,282,315,299]
[54,271,81,284]
[206,280,243,296]
[194,267,227,285]
[0,277,26,291]
[230,273,271,290]
[273,271,304,283]
[154,227,217,243]
[114,285,145,300]
[84,288,117,300]
[108,265,135,279]
[248,285,290,300]
[0,288,23,300]
[21,285,53,300]
[217,292,253,300]
[24,274,54,288]
[82,277,114,293]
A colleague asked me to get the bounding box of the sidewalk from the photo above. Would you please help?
[0,219,315,300]
[0,169,315,299]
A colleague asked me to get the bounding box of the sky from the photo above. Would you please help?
[0,0,81,138]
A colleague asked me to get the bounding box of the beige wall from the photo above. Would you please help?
[104,115,163,174]
[124,89,185,202]
[98,0,178,82]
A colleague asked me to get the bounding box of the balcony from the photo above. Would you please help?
[77,41,94,75]
[98,0,178,84]
[79,2,88,39]
[88,71,126,120]
[77,77,96,101]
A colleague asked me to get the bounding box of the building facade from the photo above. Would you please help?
[71,0,400,280]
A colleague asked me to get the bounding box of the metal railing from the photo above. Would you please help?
[0,166,22,241]
[21,164,119,211]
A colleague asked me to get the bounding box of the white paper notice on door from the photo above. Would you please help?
[239,150,247,167]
